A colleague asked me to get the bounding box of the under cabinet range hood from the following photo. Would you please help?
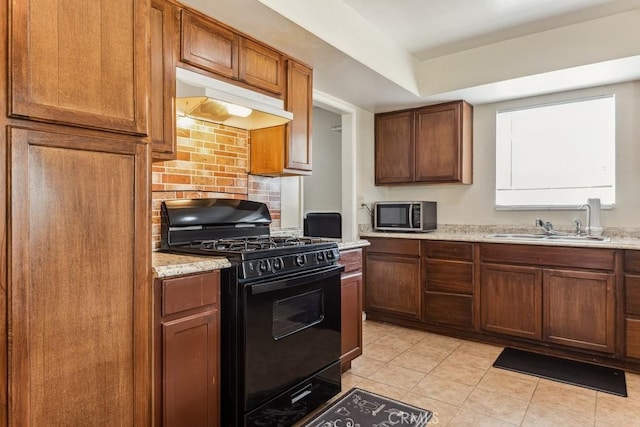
[175,67,293,130]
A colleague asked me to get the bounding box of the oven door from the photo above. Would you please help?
[242,264,342,412]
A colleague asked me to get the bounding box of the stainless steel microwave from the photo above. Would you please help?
[373,201,437,232]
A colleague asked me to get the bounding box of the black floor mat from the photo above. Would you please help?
[493,347,627,397]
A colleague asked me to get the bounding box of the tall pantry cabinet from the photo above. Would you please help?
[2,1,151,425]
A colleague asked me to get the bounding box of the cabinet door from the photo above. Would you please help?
[341,272,363,369]
[480,264,542,339]
[163,310,219,427]
[181,10,239,79]
[8,127,150,425]
[365,254,421,319]
[151,0,178,161]
[375,111,414,184]
[543,269,615,353]
[240,38,285,95]
[10,0,148,135]
[285,60,313,173]
[415,102,464,183]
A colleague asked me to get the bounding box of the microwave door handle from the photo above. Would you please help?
[408,205,414,228]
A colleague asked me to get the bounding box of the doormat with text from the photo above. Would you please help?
[494,347,627,397]
[304,388,433,427]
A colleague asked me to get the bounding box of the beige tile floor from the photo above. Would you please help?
[297,318,640,426]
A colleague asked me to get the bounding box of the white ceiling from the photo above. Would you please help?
[181,0,640,112]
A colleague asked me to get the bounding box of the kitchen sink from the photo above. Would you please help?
[487,233,610,242]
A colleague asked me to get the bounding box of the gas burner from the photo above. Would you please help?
[193,236,325,252]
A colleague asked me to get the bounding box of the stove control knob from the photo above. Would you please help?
[259,260,270,273]
[316,252,325,262]
[273,257,284,271]
[295,254,307,266]
[325,250,336,260]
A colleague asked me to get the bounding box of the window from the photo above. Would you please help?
[495,95,615,209]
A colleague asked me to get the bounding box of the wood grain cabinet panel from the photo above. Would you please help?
[8,126,150,425]
[422,241,474,329]
[626,319,640,359]
[10,0,148,135]
[239,38,285,95]
[543,269,615,353]
[150,0,178,161]
[154,271,221,427]
[480,264,543,340]
[163,311,219,426]
[375,111,414,184]
[415,101,472,183]
[285,59,313,173]
[341,271,363,370]
[374,101,472,185]
[365,254,421,320]
[181,10,238,79]
[249,60,312,176]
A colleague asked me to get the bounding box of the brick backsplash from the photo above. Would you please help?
[151,119,281,250]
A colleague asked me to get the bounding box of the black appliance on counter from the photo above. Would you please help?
[161,198,343,427]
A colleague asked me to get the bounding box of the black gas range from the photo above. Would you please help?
[161,198,343,427]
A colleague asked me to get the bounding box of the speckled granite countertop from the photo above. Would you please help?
[152,252,232,278]
[359,230,640,250]
[152,239,370,278]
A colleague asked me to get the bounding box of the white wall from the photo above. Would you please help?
[358,80,640,230]
[303,107,342,213]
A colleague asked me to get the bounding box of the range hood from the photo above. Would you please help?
[175,67,293,130]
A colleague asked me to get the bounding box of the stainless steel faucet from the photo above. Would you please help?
[535,218,554,234]
[578,204,591,235]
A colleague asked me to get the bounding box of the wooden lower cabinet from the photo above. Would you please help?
[624,251,640,359]
[365,253,421,320]
[423,241,474,329]
[154,271,220,426]
[543,269,615,353]
[340,250,363,371]
[480,243,617,354]
[626,319,640,359]
[7,127,151,425]
[480,264,543,340]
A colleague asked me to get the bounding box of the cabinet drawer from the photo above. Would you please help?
[626,318,640,359]
[480,243,615,271]
[625,251,640,274]
[423,293,472,328]
[626,275,640,315]
[367,237,420,256]
[424,241,473,261]
[425,260,473,294]
[340,249,363,274]
[162,271,219,316]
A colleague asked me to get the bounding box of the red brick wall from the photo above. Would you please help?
[151,119,281,250]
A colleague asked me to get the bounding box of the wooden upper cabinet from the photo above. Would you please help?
[239,38,285,96]
[180,11,285,97]
[9,0,149,135]
[180,10,239,79]
[374,100,472,185]
[151,0,179,161]
[415,101,472,183]
[250,59,313,176]
[285,59,313,173]
[375,111,414,184]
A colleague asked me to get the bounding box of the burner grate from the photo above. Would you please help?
[192,236,325,252]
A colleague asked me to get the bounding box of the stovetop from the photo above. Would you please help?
[166,235,341,281]
[160,198,341,281]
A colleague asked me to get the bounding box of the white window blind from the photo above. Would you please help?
[495,95,615,209]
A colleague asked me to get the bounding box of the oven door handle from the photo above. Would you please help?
[247,264,344,295]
